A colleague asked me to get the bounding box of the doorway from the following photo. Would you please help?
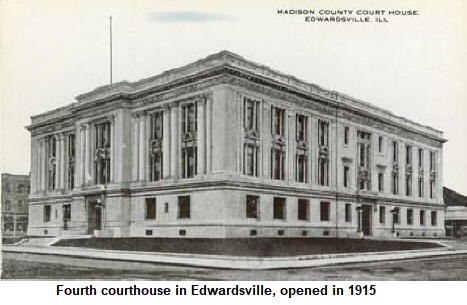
[87,201,102,234]
[362,204,372,236]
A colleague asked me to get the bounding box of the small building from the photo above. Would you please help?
[444,187,467,238]
[1,173,30,237]
[26,51,446,239]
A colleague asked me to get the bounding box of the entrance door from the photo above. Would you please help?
[87,202,102,234]
[362,205,372,236]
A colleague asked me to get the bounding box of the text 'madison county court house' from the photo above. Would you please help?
[26,51,446,239]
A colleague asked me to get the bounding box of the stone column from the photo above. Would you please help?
[59,133,66,189]
[30,138,38,194]
[307,115,313,184]
[55,134,61,190]
[40,138,47,192]
[109,115,115,182]
[131,114,140,181]
[138,112,147,182]
[287,110,295,182]
[258,100,263,178]
[162,106,171,179]
[197,99,206,175]
[170,103,179,178]
[84,124,91,185]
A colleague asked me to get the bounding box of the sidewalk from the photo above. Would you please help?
[3,240,467,270]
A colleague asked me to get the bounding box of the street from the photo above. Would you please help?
[2,253,466,280]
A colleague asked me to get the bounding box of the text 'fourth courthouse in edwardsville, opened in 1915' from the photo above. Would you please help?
[26,51,446,239]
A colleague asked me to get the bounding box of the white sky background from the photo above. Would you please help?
[1,0,466,194]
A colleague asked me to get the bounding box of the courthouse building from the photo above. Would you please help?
[27,51,445,238]
[2,173,30,237]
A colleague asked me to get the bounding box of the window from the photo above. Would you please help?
[392,172,399,195]
[344,126,349,145]
[418,148,423,169]
[420,210,426,225]
[4,200,11,211]
[345,203,352,222]
[246,195,259,219]
[429,151,436,171]
[271,148,285,180]
[94,122,111,185]
[244,98,259,132]
[149,111,163,181]
[407,209,413,225]
[296,114,307,141]
[43,205,51,222]
[182,103,197,133]
[392,141,399,163]
[244,144,258,176]
[430,180,435,199]
[357,131,371,190]
[343,166,350,187]
[298,199,309,221]
[378,136,383,153]
[378,172,384,192]
[318,157,329,186]
[177,196,191,219]
[164,202,169,213]
[406,145,412,165]
[393,208,400,224]
[379,206,386,224]
[296,153,307,182]
[431,211,437,226]
[68,134,75,189]
[418,177,424,197]
[406,175,412,196]
[145,198,156,220]
[271,106,285,136]
[181,146,197,178]
[63,204,71,222]
[273,197,286,220]
[318,120,329,147]
[46,135,57,190]
[320,202,330,221]
[181,103,198,179]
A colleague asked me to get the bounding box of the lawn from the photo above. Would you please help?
[52,237,443,257]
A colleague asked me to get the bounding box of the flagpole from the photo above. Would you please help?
[109,16,113,86]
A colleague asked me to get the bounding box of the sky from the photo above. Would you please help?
[1,0,466,194]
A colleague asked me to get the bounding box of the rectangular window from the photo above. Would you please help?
[296,114,307,141]
[182,103,197,133]
[318,120,329,147]
[430,180,435,199]
[345,203,352,222]
[181,146,197,178]
[149,111,163,181]
[244,98,259,132]
[393,208,400,224]
[318,157,329,186]
[344,126,349,145]
[271,106,285,136]
[379,206,386,224]
[343,166,350,187]
[145,198,156,220]
[420,210,426,225]
[296,153,307,182]
[94,121,111,185]
[429,151,436,171]
[63,204,71,222]
[67,134,75,189]
[407,209,413,225]
[320,201,330,221]
[378,172,384,192]
[406,145,412,165]
[418,177,424,197]
[392,141,399,163]
[271,148,285,180]
[246,195,259,219]
[43,205,51,222]
[406,175,412,196]
[46,136,57,190]
[164,202,169,213]
[244,144,258,176]
[378,136,383,153]
[298,199,309,221]
[392,173,399,195]
[273,197,286,220]
[431,211,437,226]
[418,148,423,169]
[177,196,191,219]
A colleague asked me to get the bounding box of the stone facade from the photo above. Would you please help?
[26,51,446,239]
[2,173,30,237]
